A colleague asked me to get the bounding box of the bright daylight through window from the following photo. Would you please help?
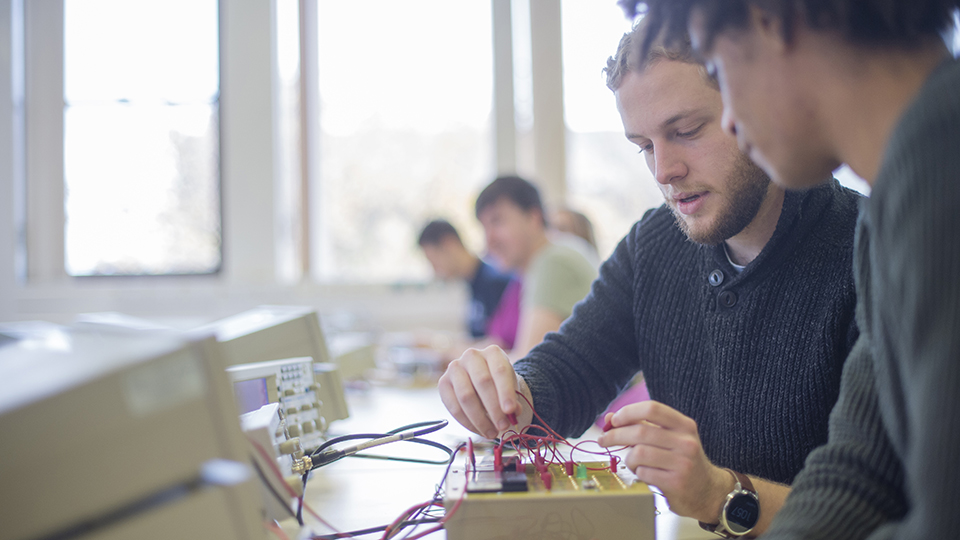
[562,0,670,260]
[63,0,220,276]
[312,0,493,283]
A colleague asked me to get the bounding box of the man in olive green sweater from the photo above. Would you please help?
[624,0,960,537]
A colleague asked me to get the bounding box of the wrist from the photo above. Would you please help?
[697,465,737,523]
[699,469,761,538]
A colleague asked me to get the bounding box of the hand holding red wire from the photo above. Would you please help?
[438,345,530,439]
[595,400,730,520]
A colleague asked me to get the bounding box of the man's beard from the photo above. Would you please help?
[669,153,771,246]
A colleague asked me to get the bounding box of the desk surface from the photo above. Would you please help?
[280,384,715,540]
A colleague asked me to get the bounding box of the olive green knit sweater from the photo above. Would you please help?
[763,57,960,540]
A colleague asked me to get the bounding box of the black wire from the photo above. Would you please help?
[309,441,464,540]
[309,517,442,540]
[250,457,300,524]
[308,419,449,460]
[395,441,466,540]
[347,453,450,465]
[311,436,454,469]
[299,420,453,526]
[384,420,448,436]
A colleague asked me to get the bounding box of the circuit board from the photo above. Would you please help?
[444,455,655,540]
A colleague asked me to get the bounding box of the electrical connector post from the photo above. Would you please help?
[291,455,313,475]
[540,470,552,490]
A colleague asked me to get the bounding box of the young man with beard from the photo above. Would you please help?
[439,20,862,537]
[623,0,960,538]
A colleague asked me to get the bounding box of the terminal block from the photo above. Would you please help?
[444,456,654,540]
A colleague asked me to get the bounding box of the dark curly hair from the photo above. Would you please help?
[619,0,960,57]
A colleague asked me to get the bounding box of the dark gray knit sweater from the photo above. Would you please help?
[762,57,960,540]
[515,180,861,485]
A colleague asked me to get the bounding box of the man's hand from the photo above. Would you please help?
[438,345,533,439]
[597,400,733,522]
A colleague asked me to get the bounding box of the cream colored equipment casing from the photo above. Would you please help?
[195,305,332,367]
[0,326,265,540]
[313,362,349,424]
[240,403,301,522]
[228,356,326,450]
[444,461,655,540]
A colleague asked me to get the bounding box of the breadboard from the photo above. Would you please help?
[444,459,655,540]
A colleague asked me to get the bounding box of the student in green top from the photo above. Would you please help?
[474,175,597,358]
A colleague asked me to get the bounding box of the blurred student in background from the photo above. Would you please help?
[475,176,598,357]
[551,207,600,264]
[418,219,519,349]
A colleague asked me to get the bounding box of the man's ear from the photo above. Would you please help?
[529,208,546,229]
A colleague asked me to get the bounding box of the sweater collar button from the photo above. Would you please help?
[708,269,724,287]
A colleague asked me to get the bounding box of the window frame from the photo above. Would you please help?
[0,0,564,330]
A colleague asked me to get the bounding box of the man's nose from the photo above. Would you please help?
[653,145,687,185]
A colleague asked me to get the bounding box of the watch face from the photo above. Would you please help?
[725,492,760,534]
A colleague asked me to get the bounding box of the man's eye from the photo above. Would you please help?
[677,125,704,138]
[638,142,653,153]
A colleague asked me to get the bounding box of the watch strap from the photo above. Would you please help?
[698,469,758,538]
[731,470,756,495]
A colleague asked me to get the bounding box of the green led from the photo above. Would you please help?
[575,463,588,479]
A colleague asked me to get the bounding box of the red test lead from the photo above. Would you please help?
[540,470,552,490]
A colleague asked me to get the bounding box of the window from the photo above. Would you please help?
[311,0,494,282]
[63,0,220,276]
[561,0,662,260]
